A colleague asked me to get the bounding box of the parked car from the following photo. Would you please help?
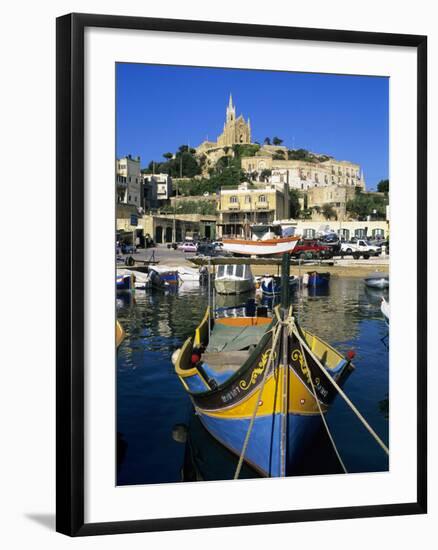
[178,241,198,253]
[340,239,381,258]
[291,239,332,260]
[317,234,342,256]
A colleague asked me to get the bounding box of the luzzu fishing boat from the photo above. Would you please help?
[173,256,357,477]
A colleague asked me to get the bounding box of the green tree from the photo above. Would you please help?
[264,137,271,145]
[260,169,272,182]
[377,179,389,193]
[321,203,337,220]
[162,152,173,160]
[346,190,388,220]
[289,189,301,219]
[272,136,283,146]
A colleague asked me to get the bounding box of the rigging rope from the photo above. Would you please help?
[234,322,282,480]
[289,318,389,457]
[296,336,348,474]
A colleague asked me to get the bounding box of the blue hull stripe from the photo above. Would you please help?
[199,412,321,476]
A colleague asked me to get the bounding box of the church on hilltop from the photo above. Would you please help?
[217,94,251,147]
[196,94,252,156]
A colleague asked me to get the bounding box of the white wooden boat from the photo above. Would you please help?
[214,263,255,295]
[222,236,300,256]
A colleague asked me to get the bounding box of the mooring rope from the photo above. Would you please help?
[289,318,389,456]
[234,322,282,480]
[296,336,348,473]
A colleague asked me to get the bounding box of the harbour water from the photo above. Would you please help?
[116,277,389,485]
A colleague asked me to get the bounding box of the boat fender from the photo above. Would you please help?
[171,349,181,366]
[191,353,201,365]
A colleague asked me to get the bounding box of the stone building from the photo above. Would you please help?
[242,157,365,191]
[143,173,172,209]
[116,155,142,206]
[217,182,289,237]
[117,213,217,244]
[306,185,357,219]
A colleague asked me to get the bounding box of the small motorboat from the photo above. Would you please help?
[381,297,390,324]
[364,273,389,289]
[214,263,255,295]
[302,271,330,288]
[259,274,299,297]
[222,235,300,256]
[146,266,179,289]
[116,272,135,294]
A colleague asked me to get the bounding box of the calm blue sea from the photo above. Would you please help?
[116,277,389,485]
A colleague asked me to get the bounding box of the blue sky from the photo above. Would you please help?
[116,64,388,190]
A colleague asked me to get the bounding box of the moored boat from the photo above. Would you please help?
[222,236,300,256]
[116,272,135,294]
[173,303,355,476]
[146,266,179,289]
[302,271,330,288]
[259,274,299,297]
[364,273,389,289]
[214,263,255,295]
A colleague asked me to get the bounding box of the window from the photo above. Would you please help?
[128,195,131,201]
[217,265,225,278]
[245,195,251,203]
[304,228,315,238]
[338,229,350,241]
[373,228,384,237]
[355,229,366,238]
[235,265,244,278]
[226,265,234,276]
[258,195,266,202]
[230,196,238,203]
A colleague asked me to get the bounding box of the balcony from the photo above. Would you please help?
[227,202,241,210]
[256,201,269,209]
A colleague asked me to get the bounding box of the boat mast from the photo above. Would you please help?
[280,253,290,476]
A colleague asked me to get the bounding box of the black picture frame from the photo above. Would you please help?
[56,12,427,537]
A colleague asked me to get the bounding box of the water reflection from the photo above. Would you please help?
[117,276,389,485]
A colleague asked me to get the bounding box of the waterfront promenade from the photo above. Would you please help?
[127,244,389,278]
